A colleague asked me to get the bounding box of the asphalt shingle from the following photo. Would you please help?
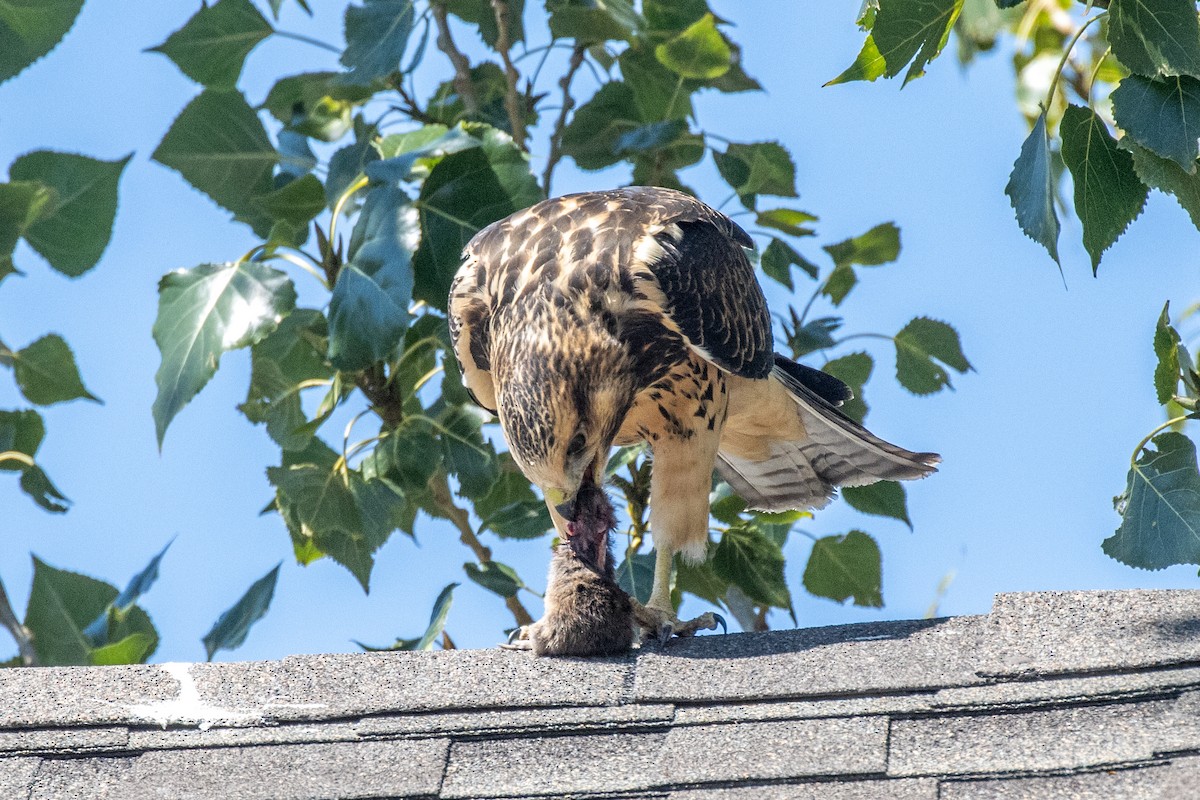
[668,778,938,799]
[0,756,40,796]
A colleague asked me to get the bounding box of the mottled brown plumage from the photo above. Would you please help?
[450,186,938,639]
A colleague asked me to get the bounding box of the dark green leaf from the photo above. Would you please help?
[676,550,729,605]
[1155,301,1183,405]
[709,43,762,93]
[464,561,523,598]
[240,309,333,451]
[894,317,972,395]
[8,152,130,276]
[1109,0,1200,80]
[0,180,53,279]
[377,583,458,651]
[709,482,747,525]
[262,72,375,142]
[368,417,441,492]
[760,239,817,290]
[325,118,381,206]
[153,261,297,446]
[83,540,172,644]
[1111,75,1200,171]
[269,463,403,590]
[202,563,281,660]
[643,0,707,33]
[328,186,419,371]
[1106,432,1200,569]
[842,481,911,529]
[19,465,69,513]
[561,82,641,170]
[439,404,500,499]
[877,0,964,85]
[269,0,313,18]
[0,409,44,470]
[152,90,278,236]
[1005,112,1061,264]
[412,123,542,309]
[821,351,873,423]
[823,265,857,306]
[0,0,84,85]
[803,530,883,607]
[714,141,798,206]
[10,334,98,405]
[712,525,789,608]
[446,0,525,46]
[614,120,689,154]
[147,0,273,88]
[1060,103,1149,272]
[340,0,415,85]
[824,222,901,268]
[615,550,656,604]
[547,0,640,42]
[788,316,841,357]
[654,13,731,79]
[755,208,817,237]
[253,174,326,228]
[1124,140,1200,230]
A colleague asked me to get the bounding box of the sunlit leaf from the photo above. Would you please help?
[152,261,297,446]
[755,208,817,237]
[202,563,281,660]
[654,13,732,79]
[803,530,883,607]
[826,34,886,85]
[1108,0,1200,80]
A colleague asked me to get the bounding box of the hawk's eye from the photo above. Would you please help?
[566,433,586,458]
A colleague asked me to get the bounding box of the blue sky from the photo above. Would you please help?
[1,1,1198,663]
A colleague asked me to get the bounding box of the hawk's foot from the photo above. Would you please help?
[631,601,726,643]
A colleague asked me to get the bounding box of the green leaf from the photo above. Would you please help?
[253,174,326,228]
[755,208,817,237]
[614,119,690,155]
[147,0,273,88]
[821,352,873,424]
[202,563,281,660]
[82,539,172,644]
[826,34,887,86]
[362,583,458,651]
[560,82,642,170]
[328,187,419,371]
[368,417,442,492]
[269,463,403,590]
[0,180,53,279]
[824,222,901,268]
[803,530,883,607]
[464,561,523,598]
[1059,104,1149,273]
[547,0,640,43]
[325,119,381,206]
[655,13,732,79]
[1111,75,1200,172]
[759,239,816,290]
[894,317,972,395]
[446,0,525,46]
[615,550,656,605]
[619,47,694,122]
[0,408,45,469]
[153,261,297,446]
[439,404,500,499]
[1108,0,1200,80]
[1106,431,1200,569]
[412,124,543,309]
[152,89,278,236]
[19,465,69,513]
[340,0,415,85]
[0,0,84,85]
[787,316,841,357]
[712,525,789,608]
[262,72,375,142]
[877,0,964,85]
[8,152,130,276]
[89,633,155,666]
[643,0,707,33]
[713,142,798,205]
[676,551,729,605]
[240,308,332,451]
[1005,112,1060,264]
[8,334,98,406]
[269,0,313,18]
[1155,301,1183,405]
[842,481,911,529]
[1124,140,1200,230]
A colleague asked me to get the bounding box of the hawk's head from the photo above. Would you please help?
[496,344,636,524]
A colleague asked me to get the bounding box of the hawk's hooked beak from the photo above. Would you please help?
[545,487,578,522]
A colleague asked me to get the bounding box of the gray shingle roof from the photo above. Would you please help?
[2,590,1198,798]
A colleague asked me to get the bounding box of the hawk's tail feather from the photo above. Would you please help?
[716,365,940,512]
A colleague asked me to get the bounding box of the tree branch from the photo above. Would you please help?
[0,577,37,667]
[431,2,480,117]
[430,472,536,628]
[491,0,527,149]
[542,43,586,195]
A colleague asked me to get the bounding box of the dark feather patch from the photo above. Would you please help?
[772,354,852,406]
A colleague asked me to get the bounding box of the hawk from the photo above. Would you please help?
[449,186,938,639]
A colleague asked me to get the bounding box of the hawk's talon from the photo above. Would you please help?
[632,602,725,643]
[500,626,532,650]
[712,612,727,634]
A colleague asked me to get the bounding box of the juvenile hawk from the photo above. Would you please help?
[449,186,938,638]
